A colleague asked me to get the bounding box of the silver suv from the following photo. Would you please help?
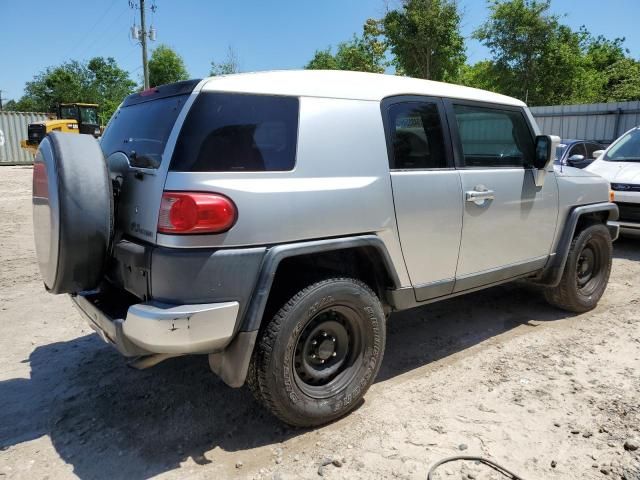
[32,70,619,427]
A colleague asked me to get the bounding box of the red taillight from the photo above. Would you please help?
[33,162,49,199]
[158,192,237,234]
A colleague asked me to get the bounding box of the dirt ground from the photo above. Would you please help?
[0,165,639,480]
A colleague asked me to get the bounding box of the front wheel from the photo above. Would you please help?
[544,223,612,313]
[250,278,386,427]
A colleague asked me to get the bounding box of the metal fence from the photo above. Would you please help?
[0,111,49,165]
[530,101,640,145]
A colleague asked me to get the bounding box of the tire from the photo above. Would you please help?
[32,132,112,294]
[544,223,612,313]
[251,277,386,427]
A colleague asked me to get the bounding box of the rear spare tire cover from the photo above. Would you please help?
[33,132,112,294]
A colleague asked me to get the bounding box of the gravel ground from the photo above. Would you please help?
[1,165,639,480]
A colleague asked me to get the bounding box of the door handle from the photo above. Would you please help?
[466,186,495,205]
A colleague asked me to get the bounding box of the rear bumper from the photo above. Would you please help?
[71,292,239,356]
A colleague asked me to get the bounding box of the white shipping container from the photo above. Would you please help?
[0,111,49,165]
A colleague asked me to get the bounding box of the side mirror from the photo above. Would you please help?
[534,135,557,169]
[592,149,605,159]
[567,154,585,166]
[533,135,560,187]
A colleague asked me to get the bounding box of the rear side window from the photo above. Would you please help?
[388,102,448,169]
[453,104,534,168]
[170,93,299,172]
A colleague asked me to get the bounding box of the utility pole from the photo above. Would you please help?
[0,91,3,111]
[130,0,157,89]
[140,0,149,89]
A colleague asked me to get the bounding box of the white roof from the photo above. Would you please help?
[200,70,525,107]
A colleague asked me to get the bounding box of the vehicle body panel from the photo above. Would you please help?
[455,168,559,277]
[161,95,411,286]
[107,80,206,244]
[390,170,463,294]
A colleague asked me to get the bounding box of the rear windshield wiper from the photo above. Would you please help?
[128,150,161,169]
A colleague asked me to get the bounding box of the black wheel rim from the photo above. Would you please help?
[293,306,363,399]
[576,240,603,296]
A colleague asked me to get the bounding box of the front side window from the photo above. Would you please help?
[567,143,586,158]
[604,129,640,162]
[79,107,99,125]
[387,102,447,169]
[59,106,77,121]
[453,104,534,168]
[170,93,299,172]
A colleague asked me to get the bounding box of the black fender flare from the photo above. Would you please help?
[209,234,401,387]
[536,202,618,287]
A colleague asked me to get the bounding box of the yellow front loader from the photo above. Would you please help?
[21,103,101,155]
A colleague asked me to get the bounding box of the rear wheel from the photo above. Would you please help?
[250,278,386,427]
[544,223,612,313]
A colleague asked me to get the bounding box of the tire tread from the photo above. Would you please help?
[250,277,382,427]
[544,223,612,313]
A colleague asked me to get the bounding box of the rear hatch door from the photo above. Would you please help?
[100,79,201,244]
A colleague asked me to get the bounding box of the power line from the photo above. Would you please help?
[76,5,130,60]
[68,0,119,58]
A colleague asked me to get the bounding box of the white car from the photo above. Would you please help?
[586,126,640,236]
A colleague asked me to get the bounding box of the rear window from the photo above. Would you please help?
[170,93,299,172]
[100,95,189,168]
[388,102,447,169]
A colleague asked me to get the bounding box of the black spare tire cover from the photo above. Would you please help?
[33,132,112,294]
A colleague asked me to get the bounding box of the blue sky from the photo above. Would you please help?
[1,0,639,103]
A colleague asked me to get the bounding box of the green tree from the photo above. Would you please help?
[306,48,340,70]
[18,60,93,112]
[457,61,502,92]
[470,0,640,105]
[3,99,19,111]
[581,32,640,102]
[470,0,617,105]
[306,21,387,73]
[381,0,465,81]
[602,58,640,101]
[583,32,628,72]
[473,0,564,104]
[87,57,137,123]
[11,57,135,122]
[210,46,240,76]
[148,44,189,87]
